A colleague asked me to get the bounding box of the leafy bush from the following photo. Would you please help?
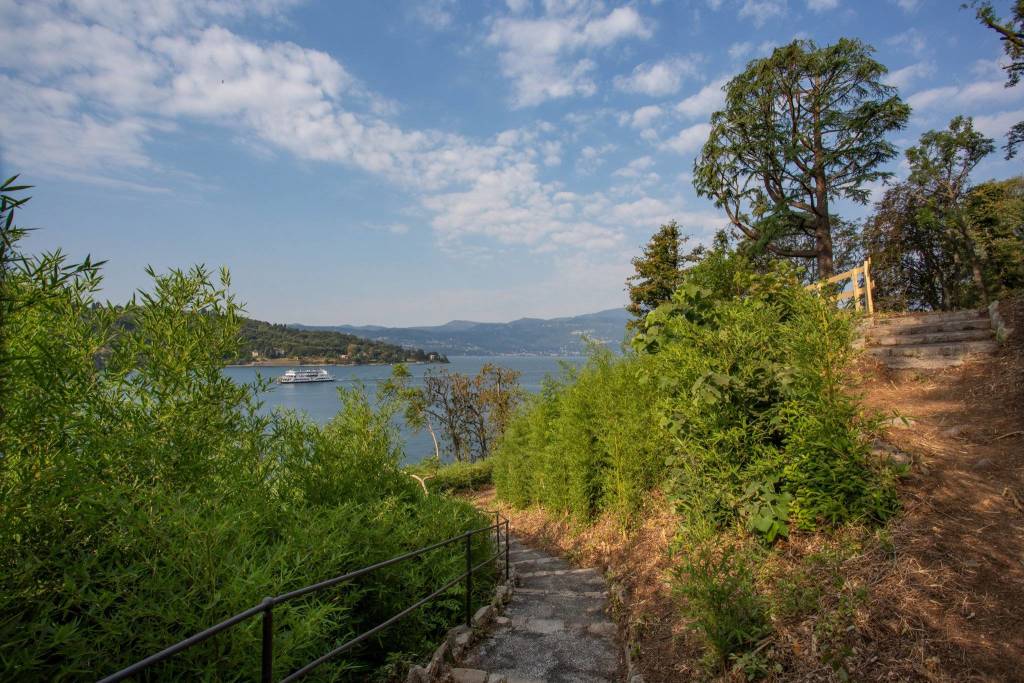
[0,185,493,681]
[492,349,669,525]
[673,541,769,669]
[634,255,899,540]
[405,458,494,495]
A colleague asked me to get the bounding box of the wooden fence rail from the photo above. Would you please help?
[806,258,875,316]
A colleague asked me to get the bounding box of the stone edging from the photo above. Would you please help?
[608,579,645,683]
[404,565,518,683]
[989,300,1012,344]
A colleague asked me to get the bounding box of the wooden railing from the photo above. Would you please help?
[806,258,875,315]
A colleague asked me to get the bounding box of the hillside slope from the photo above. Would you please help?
[234,318,447,365]
[294,308,631,356]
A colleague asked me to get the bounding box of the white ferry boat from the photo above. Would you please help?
[278,368,336,384]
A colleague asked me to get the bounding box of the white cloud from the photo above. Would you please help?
[807,0,839,11]
[887,28,926,57]
[907,80,1023,111]
[0,0,718,263]
[613,156,655,178]
[662,123,713,155]
[891,0,920,12]
[885,61,935,91]
[675,78,728,119]
[486,4,653,107]
[624,104,664,129]
[906,86,959,111]
[973,108,1024,139]
[613,57,701,97]
[410,0,457,29]
[738,0,786,26]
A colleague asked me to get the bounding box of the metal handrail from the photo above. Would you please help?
[98,511,511,683]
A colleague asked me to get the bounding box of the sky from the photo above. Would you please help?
[1,0,1021,326]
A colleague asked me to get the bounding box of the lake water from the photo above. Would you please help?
[222,356,582,464]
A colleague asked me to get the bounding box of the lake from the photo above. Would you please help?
[223,356,583,464]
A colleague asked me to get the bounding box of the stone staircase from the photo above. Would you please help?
[453,537,622,683]
[864,307,998,370]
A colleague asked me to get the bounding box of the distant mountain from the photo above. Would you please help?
[293,308,632,356]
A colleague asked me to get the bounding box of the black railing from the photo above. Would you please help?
[98,511,510,683]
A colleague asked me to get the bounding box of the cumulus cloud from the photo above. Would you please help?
[675,78,728,119]
[906,80,1023,112]
[662,123,713,155]
[622,104,664,129]
[738,0,786,26]
[807,0,839,10]
[486,4,653,107]
[0,0,707,262]
[884,61,935,91]
[613,56,701,97]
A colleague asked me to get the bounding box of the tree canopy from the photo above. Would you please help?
[693,38,910,278]
[972,0,1024,158]
[625,221,703,325]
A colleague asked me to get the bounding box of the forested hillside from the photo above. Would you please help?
[234,318,448,365]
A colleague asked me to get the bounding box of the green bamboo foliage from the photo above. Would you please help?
[0,186,493,681]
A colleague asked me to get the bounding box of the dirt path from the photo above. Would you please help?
[854,314,1024,680]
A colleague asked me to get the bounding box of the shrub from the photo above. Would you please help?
[405,458,494,495]
[635,256,899,540]
[673,541,769,669]
[0,187,493,681]
[492,350,668,526]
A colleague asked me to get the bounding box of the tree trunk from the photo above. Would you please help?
[812,97,835,278]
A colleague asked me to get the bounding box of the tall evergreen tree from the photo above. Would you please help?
[626,221,700,324]
[693,38,910,278]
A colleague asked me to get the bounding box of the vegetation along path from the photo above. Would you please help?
[454,536,623,683]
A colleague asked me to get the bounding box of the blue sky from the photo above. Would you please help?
[2,0,1021,326]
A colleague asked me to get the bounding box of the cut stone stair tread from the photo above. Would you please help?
[863,317,991,337]
[866,328,994,346]
[866,339,998,357]
[873,308,987,326]
[459,535,622,683]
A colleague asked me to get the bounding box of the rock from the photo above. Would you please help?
[890,451,912,466]
[427,641,448,676]
[473,604,495,627]
[587,621,617,637]
[973,458,994,471]
[883,416,917,429]
[450,668,488,683]
[405,665,429,683]
[448,625,473,658]
[941,425,967,439]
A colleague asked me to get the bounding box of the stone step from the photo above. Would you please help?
[866,328,993,347]
[873,308,987,327]
[882,356,965,370]
[865,317,991,338]
[865,339,998,358]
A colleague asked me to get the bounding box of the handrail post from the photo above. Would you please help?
[464,533,473,628]
[261,597,274,683]
[504,520,510,581]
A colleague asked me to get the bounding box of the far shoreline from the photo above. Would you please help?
[226,358,448,368]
